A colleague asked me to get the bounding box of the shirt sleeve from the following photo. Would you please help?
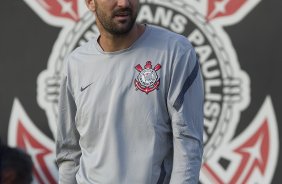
[167,47,204,184]
[56,60,81,184]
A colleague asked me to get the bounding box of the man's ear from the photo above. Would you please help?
[85,0,96,11]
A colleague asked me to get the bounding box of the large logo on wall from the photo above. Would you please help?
[8,0,279,183]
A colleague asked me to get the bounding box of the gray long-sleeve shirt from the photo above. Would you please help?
[56,25,204,184]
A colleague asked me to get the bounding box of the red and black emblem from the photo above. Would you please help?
[134,61,161,94]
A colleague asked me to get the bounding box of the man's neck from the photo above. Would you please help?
[98,24,145,52]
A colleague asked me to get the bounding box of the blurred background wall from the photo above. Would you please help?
[0,0,281,183]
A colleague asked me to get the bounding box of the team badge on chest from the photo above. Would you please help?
[134,61,161,94]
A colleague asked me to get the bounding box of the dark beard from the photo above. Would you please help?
[96,6,137,36]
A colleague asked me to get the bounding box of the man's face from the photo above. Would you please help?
[92,0,139,35]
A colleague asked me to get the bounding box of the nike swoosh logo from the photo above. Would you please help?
[80,82,94,92]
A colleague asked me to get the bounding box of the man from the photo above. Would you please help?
[0,144,33,184]
[56,0,204,183]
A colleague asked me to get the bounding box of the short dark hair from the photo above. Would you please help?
[1,144,33,184]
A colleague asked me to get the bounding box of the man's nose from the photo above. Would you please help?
[117,0,130,7]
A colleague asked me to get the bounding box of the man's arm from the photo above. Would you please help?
[56,72,81,184]
[167,47,204,184]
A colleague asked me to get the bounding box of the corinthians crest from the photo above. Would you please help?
[134,61,161,94]
[8,0,279,183]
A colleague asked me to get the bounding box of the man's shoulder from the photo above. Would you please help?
[147,24,193,50]
[72,38,98,56]
[67,38,98,60]
[63,37,99,70]
[149,25,186,38]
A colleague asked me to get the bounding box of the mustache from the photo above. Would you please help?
[112,8,133,16]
